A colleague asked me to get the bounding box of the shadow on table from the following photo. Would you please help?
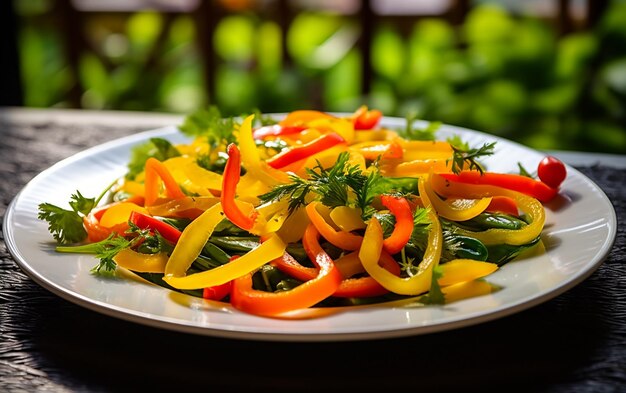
[4,275,614,393]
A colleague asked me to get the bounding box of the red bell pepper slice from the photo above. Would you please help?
[203,281,232,301]
[352,105,383,130]
[266,133,346,169]
[222,143,259,230]
[129,211,182,244]
[270,252,317,282]
[229,224,343,317]
[439,171,559,203]
[252,125,307,140]
[380,195,414,255]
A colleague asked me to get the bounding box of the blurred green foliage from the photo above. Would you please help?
[14,0,626,153]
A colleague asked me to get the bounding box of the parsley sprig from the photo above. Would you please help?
[38,181,116,245]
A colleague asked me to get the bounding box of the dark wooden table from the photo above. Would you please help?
[1,108,625,393]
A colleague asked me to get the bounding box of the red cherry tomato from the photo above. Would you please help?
[537,156,567,189]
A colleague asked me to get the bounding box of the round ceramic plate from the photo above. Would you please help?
[3,117,617,342]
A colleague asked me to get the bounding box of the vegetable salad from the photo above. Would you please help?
[38,106,566,318]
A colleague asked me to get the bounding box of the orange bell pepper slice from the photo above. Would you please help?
[230,224,343,317]
[305,201,363,251]
[144,157,186,206]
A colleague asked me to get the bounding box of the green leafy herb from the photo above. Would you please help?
[251,108,276,127]
[56,234,132,273]
[446,135,469,151]
[195,151,229,173]
[178,106,237,148]
[517,162,534,178]
[258,152,369,214]
[419,265,445,305]
[126,137,181,179]
[448,142,496,174]
[400,111,440,141]
[38,191,96,244]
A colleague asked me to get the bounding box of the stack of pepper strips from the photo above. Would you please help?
[68,107,566,318]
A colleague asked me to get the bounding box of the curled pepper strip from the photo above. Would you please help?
[237,115,290,186]
[266,133,346,169]
[380,195,414,255]
[421,174,492,221]
[272,249,401,298]
[360,197,443,296]
[164,233,287,290]
[230,224,342,317]
[144,157,186,206]
[439,171,558,203]
[305,201,363,251]
[333,251,401,298]
[222,143,259,231]
[430,173,545,246]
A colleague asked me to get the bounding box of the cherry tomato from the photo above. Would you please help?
[537,156,567,189]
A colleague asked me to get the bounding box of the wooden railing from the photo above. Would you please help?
[1,0,611,109]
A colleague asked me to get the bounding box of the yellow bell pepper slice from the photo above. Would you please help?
[164,203,224,277]
[438,259,498,287]
[163,234,287,290]
[430,173,545,245]
[276,206,310,243]
[98,202,148,228]
[113,249,168,273]
[330,206,366,232]
[359,208,442,296]
[147,196,220,219]
[308,117,355,144]
[441,280,497,303]
[419,175,492,221]
[380,159,450,177]
[237,115,290,186]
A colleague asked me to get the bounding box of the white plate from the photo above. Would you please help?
[3,117,617,341]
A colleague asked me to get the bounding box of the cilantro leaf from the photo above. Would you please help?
[68,191,96,216]
[37,203,87,244]
[38,190,101,244]
[178,106,237,148]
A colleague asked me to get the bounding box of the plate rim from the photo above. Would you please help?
[3,117,618,342]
